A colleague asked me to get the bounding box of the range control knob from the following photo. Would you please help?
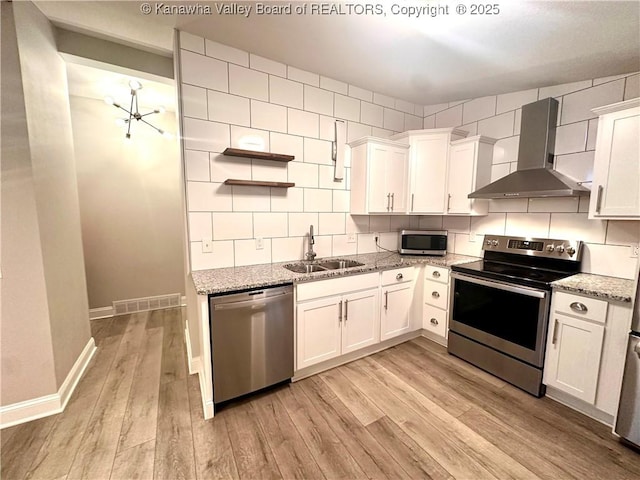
[555,245,566,254]
[566,246,576,257]
[485,239,492,246]
[491,240,499,247]
[546,244,555,253]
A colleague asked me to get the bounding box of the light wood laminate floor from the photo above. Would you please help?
[2,307,639,479]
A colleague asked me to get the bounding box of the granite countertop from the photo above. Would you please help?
[551,273,637,303]
[191,252,480,295]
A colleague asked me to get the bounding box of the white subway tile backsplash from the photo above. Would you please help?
[373,93,395,108]
[288,161,318,188]
[287,66,320,87]
[390,216,411,231]
[560,80,625,124]
[505,213,550,237]
[586,119,598,151]
[578,196,590,213]
[303,138,332,165]
[423,103,449,117]
[488,198,528,213]
[379,232,398,251]
[213,212,253,240]
[269,76,303,109]
[318,115,338,141]
[624,73,640,100]
[304,85,334,116]
[528,197,580,213]
[463,96,496,124]
[304,189,332,212]
[418,216,444,229]
[207,91,250,126]
[593,73,629,86]
[181,50,228,91]
[187,182,232,211]
[288,212,319,236]
[435,105,463,128]
[453,233,483,257]
[210,153,251,182]
[232,185,271,212]
[348,85,373,102]
[183,118,229,152]
[288,109,319,138]
[470,213,506,235]
[319,212,346,235]
[235,238,272,266]
[395,99,415,115]
[335,94,360,122]
[191,241,234,269]
[404,114,423,131]
[554,151,594,184]
[185,150,210,181]
[346,215,369,233]
[181,84,207,119]
[555,121,588,155]
[606,221,640,245]
[320,76,348,95]
[180,32,205,54]
[251,100,287,133]
[319,165,345,190]
[449,100,466,108]
[313,235,333,258]
[372,127,395,138]
[205,40,248,66]
[496,89,538,114]
[538,80,592,100]
[229,64,269,101]
[549,213,606,244]
[357,233,377,254]
[369,215,391,233]
[272,236,305,262]
[423,115,436,129]
[581,243,637,279]
[332,235,358,256]
[271,187,303,212]
[459,122,478,136]
[443,216,471,233]
[252,159,288,182]
[514,109,522,135]
[492,136,519,164]
[477,111,515,139]
[383,108,404,132]
[270,132,303,160]
[249,54,286,76]
[347,122,372,142]
[188,212,213,240]
[253,212,288,238]
[230,126,270,151]
[333,190,350,212]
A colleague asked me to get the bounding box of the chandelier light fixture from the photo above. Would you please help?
[104,79,172,140]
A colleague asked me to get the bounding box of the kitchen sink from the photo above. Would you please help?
[283,259,364,274]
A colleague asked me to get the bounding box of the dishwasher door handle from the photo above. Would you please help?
[213,293,291,311]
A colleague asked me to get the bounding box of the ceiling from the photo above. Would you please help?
[37,1,640,105]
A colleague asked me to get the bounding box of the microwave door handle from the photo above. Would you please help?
[450,272,547,299]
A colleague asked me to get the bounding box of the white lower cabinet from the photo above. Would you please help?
[342,289,381,354]
[422,265,451,342]
[380,282,413,341]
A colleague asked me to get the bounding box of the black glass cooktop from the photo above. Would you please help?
[451,260,575,290]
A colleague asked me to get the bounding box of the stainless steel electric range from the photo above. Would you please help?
[448,234,583,397]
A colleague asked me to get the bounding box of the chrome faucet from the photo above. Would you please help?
[305,225,317,261]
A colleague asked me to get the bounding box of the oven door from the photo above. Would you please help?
[450,272,551,367]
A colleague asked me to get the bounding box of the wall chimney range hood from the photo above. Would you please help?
[468,97,590,199]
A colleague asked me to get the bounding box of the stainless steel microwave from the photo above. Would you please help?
[398,230,447,256]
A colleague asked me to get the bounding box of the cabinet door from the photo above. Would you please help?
[368,143,391,213]
[544,313,605,403]
[297,297,342,369]
[341,288,380,354]
[411,134,448,213]
[386,147,409,212]
[590,109,640,218]
[380,283,413,341]
[447,141,476,214]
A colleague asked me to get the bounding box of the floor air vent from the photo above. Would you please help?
[112,293,182,316]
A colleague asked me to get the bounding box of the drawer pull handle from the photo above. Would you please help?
[430,318,438,325]
[432,271,441,278]
[552,319,559,345]
[396,273,403,280]
[338,300,342,323]
[432,291,440,298]
[384,291,388,310]
[570,302,588,313]
[344,299,348,321]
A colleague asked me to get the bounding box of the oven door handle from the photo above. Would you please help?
[451,272,548,299]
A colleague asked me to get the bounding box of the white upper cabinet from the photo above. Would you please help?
[446,136,495,215]
[392,129,467,214]
[589,98,640,220]
[349,137,409,214]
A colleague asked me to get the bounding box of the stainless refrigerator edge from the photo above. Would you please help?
[615,260,640,448]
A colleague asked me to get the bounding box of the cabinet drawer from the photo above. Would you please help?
[553,291,608,324]
[423,304,447,338]
[424,265,449,284]
[381,267,414,286]
[424,281,449,310]
[297,272,379,302]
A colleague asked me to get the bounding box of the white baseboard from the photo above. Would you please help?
[0,337,96,429]
[89,306,113,320]
[184,323,201,376]
[199,366,214,419]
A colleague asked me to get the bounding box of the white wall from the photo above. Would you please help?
[69,95,185,309]
[423,73,640,279]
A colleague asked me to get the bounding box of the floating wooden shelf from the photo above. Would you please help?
[222,148,294,162]
[224,179,295,188]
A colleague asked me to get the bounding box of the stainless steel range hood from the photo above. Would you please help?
[468,97,590,199]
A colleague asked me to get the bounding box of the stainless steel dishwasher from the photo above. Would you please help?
[210,284,293,404]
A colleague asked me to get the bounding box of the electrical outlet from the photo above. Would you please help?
[347,233,357,244]
[255,237,264,250]
[202,239,213,253]
[631,243,639,258]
